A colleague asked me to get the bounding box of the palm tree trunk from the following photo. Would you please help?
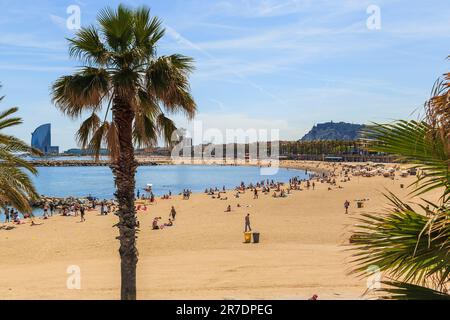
[111,98,138,300]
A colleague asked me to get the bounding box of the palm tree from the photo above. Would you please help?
[350,70,450,299]
[0,85,40,213]
[51,5,196,300]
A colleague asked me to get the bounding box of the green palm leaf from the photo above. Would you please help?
[362,120,449,200]
[350,191,450,287]
[0,89,39,214]
[377,281,450,300]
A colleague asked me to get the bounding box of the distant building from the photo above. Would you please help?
[31,124,59,155]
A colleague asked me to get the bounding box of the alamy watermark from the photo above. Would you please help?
[66,5,81,31]
[66,265,81,290]
[366,5,381,30]
[170,121,280,176]
[366,265,382,290]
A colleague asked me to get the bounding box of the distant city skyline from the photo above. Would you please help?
[1,0,449,150]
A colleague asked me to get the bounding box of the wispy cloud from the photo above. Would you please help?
[49,14,68,30]
[164,24,286,104]
[0,63,74,73]
[0,33,65,51]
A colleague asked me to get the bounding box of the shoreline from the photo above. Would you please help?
[30,163,314,210]
[29,160,403,205]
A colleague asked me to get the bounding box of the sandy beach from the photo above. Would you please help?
[0,161,438,300]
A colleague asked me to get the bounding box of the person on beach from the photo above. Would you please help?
[225,205,231,212]
[245,214,252,232]
[80,206,86,222]
[344,200,350,214]
[4,208,10,223]
[170,206,177,220]
[152,217,161,230]
[164,218,173,227]
[13,210,20,223]
[43,203,49,218]
[254,189,258,199]
[49,203,55,216]
[100,201,105,215]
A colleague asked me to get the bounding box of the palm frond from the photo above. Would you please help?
[106,121,120,161]
[146,54,197,119]
[76,113,101,148]
[133,6,164,56]
[361,121,449,199]
[87,121,110,161]
[52,67,110,119]
[98,4,135,53]
[157,113,177,146]
[377,281,450,300]
[350,191,450,287]
[68,26,110,66]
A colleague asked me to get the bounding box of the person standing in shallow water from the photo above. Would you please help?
[245,214,252,232]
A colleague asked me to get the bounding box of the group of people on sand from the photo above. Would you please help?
[137,188,192,202]
[152,206,177,230]
[37,198,118,223]
[182,189,192,200]
[205,186,226,195]
[137,191,156,203]
[1,207,31,224]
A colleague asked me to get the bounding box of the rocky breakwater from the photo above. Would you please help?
[31,195,117,209]
[28,160,160,167]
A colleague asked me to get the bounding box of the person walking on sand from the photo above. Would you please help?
[80,206,86,222]
[344,200,350,214]
[245,214,252,232]
[170,206,177,220]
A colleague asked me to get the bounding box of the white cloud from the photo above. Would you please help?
[49,14,67,30]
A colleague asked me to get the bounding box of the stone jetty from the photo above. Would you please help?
[28,160,162,167]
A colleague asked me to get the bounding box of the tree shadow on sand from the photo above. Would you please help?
[0,225,16,231]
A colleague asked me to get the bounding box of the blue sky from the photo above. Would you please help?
[0,0,449,150]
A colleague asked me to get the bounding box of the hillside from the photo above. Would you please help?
[300,122,364,141]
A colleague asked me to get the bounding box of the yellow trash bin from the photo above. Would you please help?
[244,232,252,243]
